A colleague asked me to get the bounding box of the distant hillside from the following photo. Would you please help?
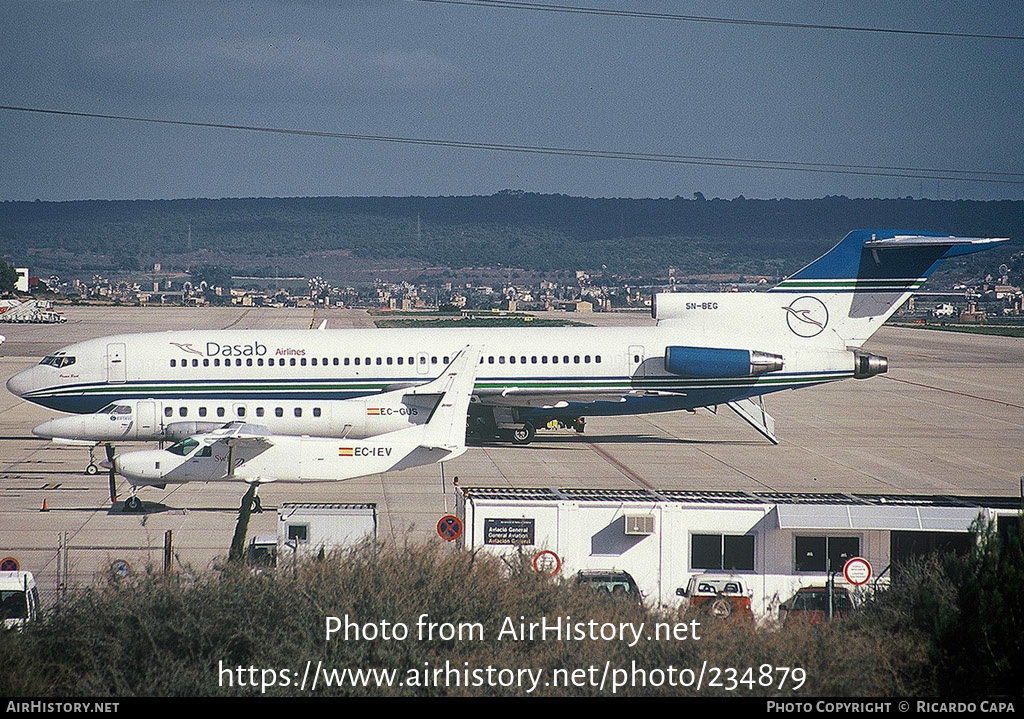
[1,193,1021,281]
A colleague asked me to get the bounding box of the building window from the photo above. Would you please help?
[287,524,309,543]
[691,534,755,571]
[794,536,861,573]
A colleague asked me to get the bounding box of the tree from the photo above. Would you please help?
[0,259,18,292]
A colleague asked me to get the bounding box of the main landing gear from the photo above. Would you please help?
[467,406,586,445]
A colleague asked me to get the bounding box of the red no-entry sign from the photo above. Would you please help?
[437,514,463,542]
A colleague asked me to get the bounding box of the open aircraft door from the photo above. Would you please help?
[106,343,126,383]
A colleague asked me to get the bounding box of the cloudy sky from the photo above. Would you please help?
[2,1,1022,201]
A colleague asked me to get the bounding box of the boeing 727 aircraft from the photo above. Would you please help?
[6,230,1010,455]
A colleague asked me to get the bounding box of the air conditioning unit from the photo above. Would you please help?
[624,514,655,535]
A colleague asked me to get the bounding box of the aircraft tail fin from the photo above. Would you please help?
[417,346,481,451]
[768,230,1010,347]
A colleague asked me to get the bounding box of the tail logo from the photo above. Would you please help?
[783,296,829,337]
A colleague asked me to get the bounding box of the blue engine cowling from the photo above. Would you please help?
[664,346,784,378]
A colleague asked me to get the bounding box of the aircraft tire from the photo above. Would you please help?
[511,423,535,445]
[85,464,99,476]
[124,496,142,512]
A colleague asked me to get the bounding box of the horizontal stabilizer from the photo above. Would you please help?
[862,234,1009,250]
[726,397,778,445]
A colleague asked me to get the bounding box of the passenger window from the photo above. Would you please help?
[574,356,580,364]
[431,356,437,364]
[290,358,296,366]
[236,359,242,367]
[256,407,264,417]
[198,407,207,418]
[376,357,382,366]
[498,356,505,364]
[313,407,321,417]
[552,356,558,364]
[275,407,283,418]
[311,358,318,366]
[237,407,246,418]
[214,359,220,367]
[257,358,264,366]
[178,407,187,417]
[354,358,360,365]
[300,358,307,366]
[170,359,176,368]
[294,408,303,418]
[246,358,252,367]
[195,446,213,458]
[217,407,225,417]
[203,359,209,367]
[386,357,393,365]
[164,407,172,417]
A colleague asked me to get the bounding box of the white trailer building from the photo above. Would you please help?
[456,488,1019,618]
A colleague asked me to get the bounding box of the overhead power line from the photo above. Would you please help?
[2,104,1022,185]
[408,0,1024,42]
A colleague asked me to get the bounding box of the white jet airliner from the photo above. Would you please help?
[7,230,1009,456]
[107,347,480,510]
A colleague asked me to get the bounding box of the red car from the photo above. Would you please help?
[779,586,854,625]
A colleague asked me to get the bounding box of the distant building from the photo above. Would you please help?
[15,268,28,293]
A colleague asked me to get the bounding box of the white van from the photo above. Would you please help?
[1,571,39,629]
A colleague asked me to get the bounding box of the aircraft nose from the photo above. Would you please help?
[6,366,42,398]
[32,420,57,439]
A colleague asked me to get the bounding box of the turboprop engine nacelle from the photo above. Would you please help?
[664,346,784,379]
[164,421,230,440]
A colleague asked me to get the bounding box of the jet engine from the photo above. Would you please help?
[853,352,888,379]
[664,346,784,379]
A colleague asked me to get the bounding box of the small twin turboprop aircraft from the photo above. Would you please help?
[106,346,480,511]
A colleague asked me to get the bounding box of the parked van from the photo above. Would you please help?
[1,571,39,629]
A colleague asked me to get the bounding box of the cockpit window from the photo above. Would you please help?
[99,403,133,414]
[167,438,200,456]
[40,355,76,368]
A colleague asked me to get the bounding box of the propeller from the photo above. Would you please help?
[105,443,117,504]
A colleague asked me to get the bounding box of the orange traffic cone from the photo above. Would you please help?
[40,498,49,512]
